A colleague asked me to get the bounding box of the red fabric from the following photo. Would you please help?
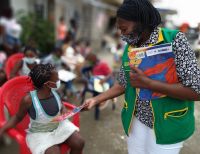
[5,53,24,79]
[92,61,112,76]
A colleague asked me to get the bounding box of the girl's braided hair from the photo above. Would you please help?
[29,63,55,89]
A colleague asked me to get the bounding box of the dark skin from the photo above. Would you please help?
[83,17,199,110]
[0,70,84,154]
[9,50,37,79]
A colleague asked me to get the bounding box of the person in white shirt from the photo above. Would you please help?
[0,8,22,50]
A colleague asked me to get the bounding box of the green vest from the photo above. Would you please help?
[121,28,195,144]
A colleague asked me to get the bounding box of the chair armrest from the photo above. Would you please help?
[7,128,26,144]
[0,121,26,146]
[8,128,31,154]
[0,121,30,154]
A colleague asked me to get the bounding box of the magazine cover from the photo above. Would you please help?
[51,104,85,122]
[128,43,178,100]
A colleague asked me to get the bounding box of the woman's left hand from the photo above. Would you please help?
[129,65,152,89]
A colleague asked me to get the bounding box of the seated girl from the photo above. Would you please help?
[0,63,84,154]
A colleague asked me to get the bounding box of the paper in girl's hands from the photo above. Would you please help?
[51,104,85,122]
[58,69,76,82]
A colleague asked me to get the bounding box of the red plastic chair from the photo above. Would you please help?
[5,53,24,79]
[0,76,80,154]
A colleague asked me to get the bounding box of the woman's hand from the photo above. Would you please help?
[129,65,152,89]
[129,66,200,101]
[83,98,98,110]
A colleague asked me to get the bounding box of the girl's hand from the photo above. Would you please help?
[129,65,152,89]
[83,98,98,110]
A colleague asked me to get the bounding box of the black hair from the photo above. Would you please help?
[2,7,13,19]
[63,32,72,43]
[70,18,77,29]
[117,0,161,30]
[29,64,55,89]
[52,47,62,55]
[53,47,62,52]
[85,40,91,46]
[86,53,97,62]
[23,46,38,54]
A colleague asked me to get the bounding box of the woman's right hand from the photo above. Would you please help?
[83,98,98,110]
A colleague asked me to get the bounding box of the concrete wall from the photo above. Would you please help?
[10,0,115,51]
[11,0,32,15]
[11,0,49,18]
[59,1,112,41]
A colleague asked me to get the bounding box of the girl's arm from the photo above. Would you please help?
[0,95,31,137]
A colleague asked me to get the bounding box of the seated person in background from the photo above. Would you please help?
[0,8,22,56]
[83,53,114,87]
[42,47,70,70]
[74,40,92,58]
[84,41,92,57]
[9,46,38,79]
[62,34,84,73]
[81,53,116,119]
[0,64,84,154]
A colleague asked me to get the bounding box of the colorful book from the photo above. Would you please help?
[127,43,178,100]
[51,104,85,122]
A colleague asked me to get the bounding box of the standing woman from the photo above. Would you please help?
[83,0,200,154]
